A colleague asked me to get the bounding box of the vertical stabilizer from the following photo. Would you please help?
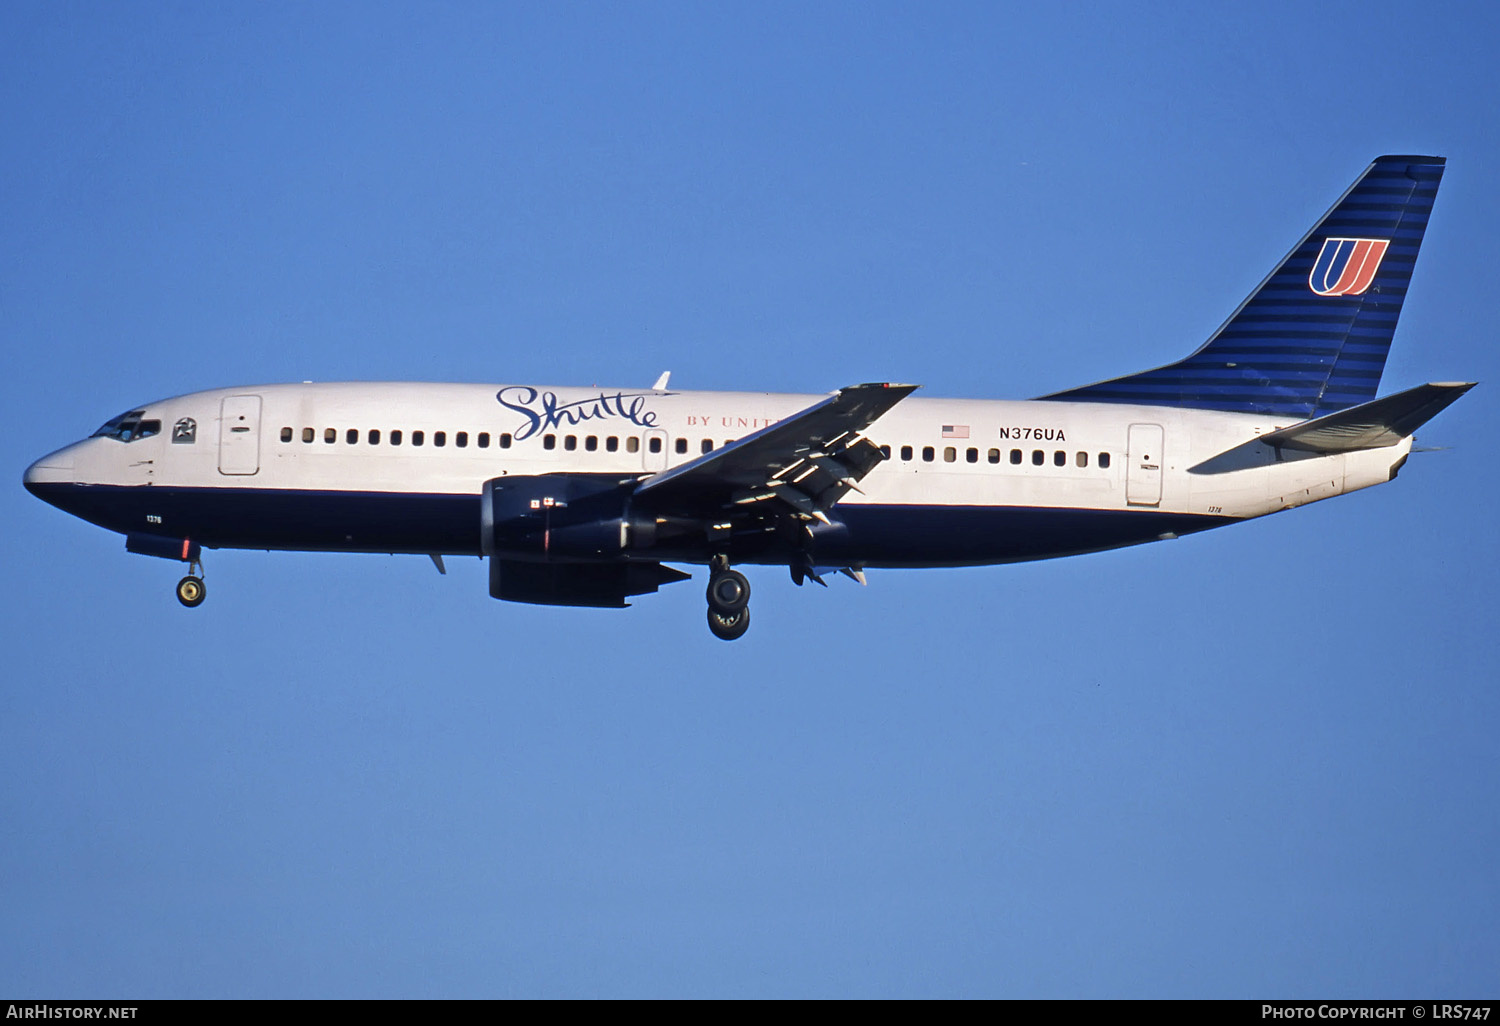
[1043,156,1445,417]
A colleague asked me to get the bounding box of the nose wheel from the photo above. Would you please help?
[176,560,206,608]
[707,606,750,641]
[705,557,751,640]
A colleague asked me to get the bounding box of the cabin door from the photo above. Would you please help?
[218,395,262,476]
[1126,423,1163,506]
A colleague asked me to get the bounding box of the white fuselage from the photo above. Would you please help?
[25,381,1410,568]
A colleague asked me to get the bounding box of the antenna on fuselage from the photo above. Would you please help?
[651,371,671,391]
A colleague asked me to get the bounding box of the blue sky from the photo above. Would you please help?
[3,1,1496,998]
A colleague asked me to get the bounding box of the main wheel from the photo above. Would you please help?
[706,569,750,614]
[176,575,206,608]
[707,606,750,641]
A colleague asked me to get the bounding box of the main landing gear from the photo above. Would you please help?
[705,555,751,641]
[176,560,206,608]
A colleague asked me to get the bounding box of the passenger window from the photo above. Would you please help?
[1032,450,1043,466]
[1099,452,1111,469]
[543,434,556,450]
[281,427,293,442]
[675,437,687,454]
[1054,450,1065,467]
[456,432,468,448]
[701,438,713,454]
[988,448,1000,464]
[880,445,892,460]
[413,430,425,446]
[324,428,336,444]
[1076,451,1087,467]
[943,446,956,463]
[391,430,402,446]
[369,429,381,445]
[648,436,662,454]
[564,435,577,451]
[1010,449,1022,465]
[922,446,935,462]
[966,447,978,464]
[586,436,598,451]
[477,432,489,448]
[434,431,446,447]
[346,428,358,444]
[606,436,619,452]
[500,433,512,449]
[302,428,314,443]
[626,436,640,454]
[901,445,913,461]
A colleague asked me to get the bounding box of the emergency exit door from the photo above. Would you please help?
[642,428,668,472]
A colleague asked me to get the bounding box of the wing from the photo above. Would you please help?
[633,382,918,522]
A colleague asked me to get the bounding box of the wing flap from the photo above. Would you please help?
[634,382,917,517]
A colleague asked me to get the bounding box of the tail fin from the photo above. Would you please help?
[1043,155,1446,417]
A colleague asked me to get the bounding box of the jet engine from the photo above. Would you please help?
[481,474,657,561]
[480,475,691,607]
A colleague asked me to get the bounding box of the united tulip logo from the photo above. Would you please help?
[1309,237,1390,297]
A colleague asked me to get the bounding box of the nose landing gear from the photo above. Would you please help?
[176,559,206,608]
[705,556,751,641]
[707,606,749,640]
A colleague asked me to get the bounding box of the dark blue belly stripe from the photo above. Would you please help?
[27,483,1234,567]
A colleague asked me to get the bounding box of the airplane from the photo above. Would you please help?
[23,155,1474,640]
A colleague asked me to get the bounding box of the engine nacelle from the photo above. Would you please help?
[481,474,657,561]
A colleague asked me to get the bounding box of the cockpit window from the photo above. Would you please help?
[91,410,162,442]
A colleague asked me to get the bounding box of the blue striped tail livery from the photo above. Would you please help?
[1043,155,1445,417]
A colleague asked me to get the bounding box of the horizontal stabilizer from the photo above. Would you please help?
[1259,382,1475,453]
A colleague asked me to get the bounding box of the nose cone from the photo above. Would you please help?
[23,448,76,499]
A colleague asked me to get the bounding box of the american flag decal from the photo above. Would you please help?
[941,425,969,439]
